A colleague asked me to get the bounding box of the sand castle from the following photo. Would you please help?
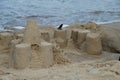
[0,20,120,70]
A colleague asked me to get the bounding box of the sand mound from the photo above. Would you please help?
[0,20,120,80]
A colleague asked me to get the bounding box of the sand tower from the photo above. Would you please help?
[9,20,54,69]
[23,20,41,44]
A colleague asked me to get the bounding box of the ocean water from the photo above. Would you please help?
[0,0,120,29]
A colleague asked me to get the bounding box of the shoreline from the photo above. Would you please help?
[1,21,120,32]
[100,22,120,30]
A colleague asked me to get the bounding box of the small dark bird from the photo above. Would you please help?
[57,24,63,30]
[119,56,120,61]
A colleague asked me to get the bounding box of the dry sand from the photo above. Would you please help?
[0,21,120,80]
[0,60,120,80]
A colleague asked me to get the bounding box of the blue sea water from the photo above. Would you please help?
[0,0,120,29]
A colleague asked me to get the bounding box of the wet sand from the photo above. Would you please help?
[101,22,120,31]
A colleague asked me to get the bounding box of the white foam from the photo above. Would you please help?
[14,26,25,29]
[56,24,69,28]
[0,26,25,32]
[95,20,120,25]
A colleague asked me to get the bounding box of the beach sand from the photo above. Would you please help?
[0,21,120,80]
[101,22,120,31]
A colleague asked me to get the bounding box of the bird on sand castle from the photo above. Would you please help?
[119,56,120,61]
[57,24,63,30]
[57,24,69,30]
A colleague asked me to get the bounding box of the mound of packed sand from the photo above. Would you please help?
[0,20,120,80]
